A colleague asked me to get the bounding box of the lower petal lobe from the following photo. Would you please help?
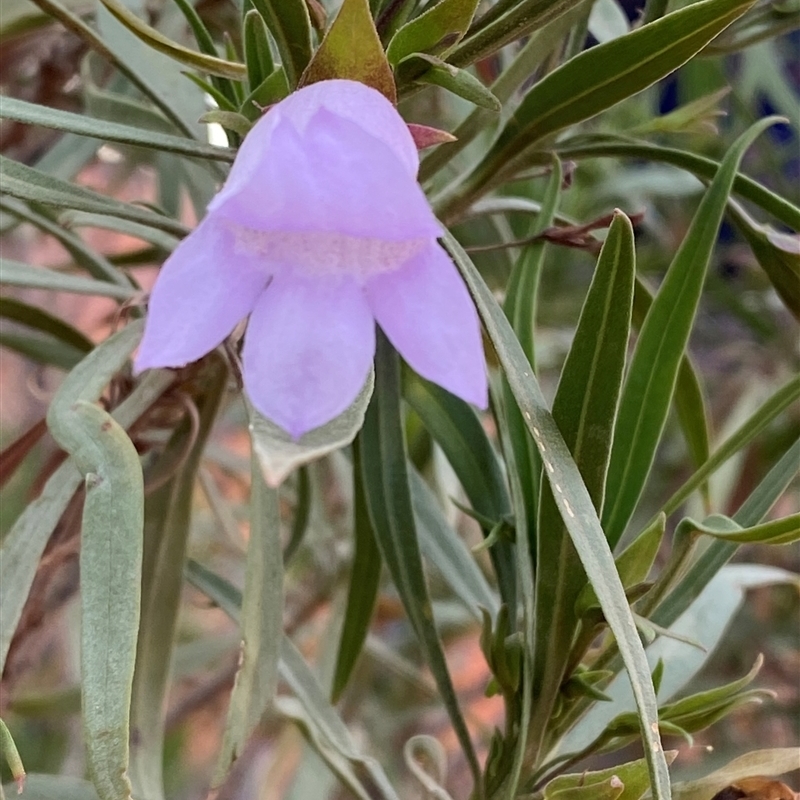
[135,216,270,372]
[242,274,376,438]
[366,243,488,409]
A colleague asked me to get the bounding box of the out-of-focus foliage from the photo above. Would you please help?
[0,0,798,798]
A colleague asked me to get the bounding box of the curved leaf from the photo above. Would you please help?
[96,0,246,79]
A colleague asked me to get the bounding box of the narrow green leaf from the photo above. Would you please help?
[705,0,800,53]
[443,232,671,799]
[530,212,635,758]
[244,9,274,91]
[588,0,629,43]
[185,561,401,800]
[1,259,135,300]
[448,0,584,68]
[632,277,710,489]
[0,364,172,678]
[481,0,757,176]
[250,0,313,88]
[300,0,396,102]
[241,67,290,120]
[411,468,499,617]
[185,559,243,620]
[498,160,563,645]
[129,356,227,800]
[555,136,800,231]
[386,0,480,65]
[652,438,800,630]
[95,0,246,78]
[419,6,587,182]
[631,88,730,136]
[684,513,800,546]
[403,373,515,610]
[545,753,675,799]
[283,468,312,564]
[215,456,282,777]
[0,197,128,286]
[0,331,85,371]
[728,200,800,320]
[59,211,180,253]
[331,440,382,702]
[182,71,238,112]
[660,374,800,520]
[397,54,500,109]
[199,109,253,138]
[0,156,189,237]
[602,119,778,546]
[249,370,373,487]
[359,333,482,793]
[0,296,92,354]
[279,638,402,800]
[575,513,665,617]
[0,718,25,791]
[0,96,235,162]
[171,0,240,107]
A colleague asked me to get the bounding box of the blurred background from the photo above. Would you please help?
[0,0,798,795]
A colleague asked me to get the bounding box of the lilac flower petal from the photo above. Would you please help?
[242,275,376,439]
[135,217,269,372]
[366,243,488,408]
[210,80,418,213]
[210,108,440,243]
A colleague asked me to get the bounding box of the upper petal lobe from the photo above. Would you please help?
[366,243,488,408]
[210,107,440,243]
[242,274,376,438]
[210,80,419,213]
[135,216,270,372]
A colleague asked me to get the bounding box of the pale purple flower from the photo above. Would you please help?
[135,79,487,438]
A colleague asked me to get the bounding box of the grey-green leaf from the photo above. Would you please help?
[45,324,153,800]
[0,155,189,237]
[1,259,135,300]
[215,457,282,777]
